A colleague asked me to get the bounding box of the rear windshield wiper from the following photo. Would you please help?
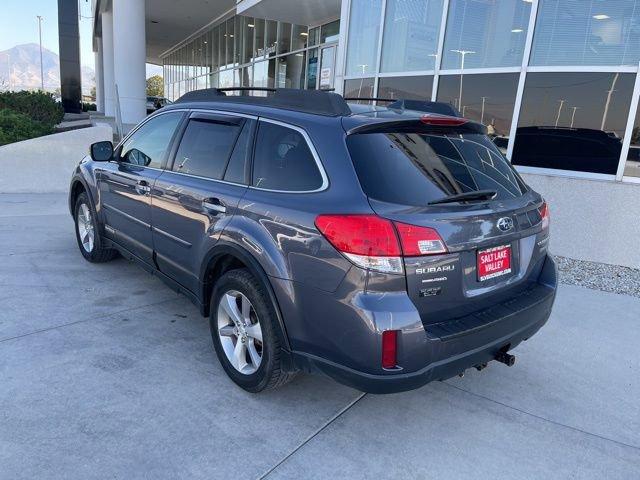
[428,189,497,205]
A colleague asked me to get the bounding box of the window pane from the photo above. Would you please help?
[219,69,234,89]
[531,0,640,67]
[253,123,323,191]
[513,72,635,174]
[308,27,320,47]
[378,75,433,101]
[321,20,340,43]
[292,24,308,51]
[253,19,265,61]
[442,0,531,69]
[306,49,319,89]
[345,0,383,76]
[211,27,218,71]
[278,22,292,55]
[224,121,254,184]
[625,107,640,178]
[234,16,242,65]
[226,19,235,67]
[381,0,443,73]
[120,113,183,169]
[277,53,306,89]
[173,119,242,179]
[266,20,278,57]
[347,132,525,206]
[344,78,375,103]
[241,17,254,64]
[437,73,519,153]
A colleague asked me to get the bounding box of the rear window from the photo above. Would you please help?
[347,132,526,206]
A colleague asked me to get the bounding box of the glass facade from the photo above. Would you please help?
[530,0,640,67]
[442,0,532,69]
[512,72,635,174]
[161,1,640,182]
[380,0,443,73]
[340,0,640,181]
[163,15,338,100]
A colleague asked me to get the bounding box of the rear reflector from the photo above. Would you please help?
[539,201,550,230]
[382,330,398,369]
[394,222,447,256]
[420,114,468,126]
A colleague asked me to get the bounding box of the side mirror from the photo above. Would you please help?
[90,141,114,162]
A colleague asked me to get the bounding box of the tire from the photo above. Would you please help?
[210,268,295,392]
[74,192,118,263]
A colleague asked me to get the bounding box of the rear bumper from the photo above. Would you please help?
[290,255,557,394]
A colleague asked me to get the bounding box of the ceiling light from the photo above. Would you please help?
[248,24,254,28]
[300,32,308,36]
[522,0,533,3]
[511,28,523,33]
[593,14,610,20]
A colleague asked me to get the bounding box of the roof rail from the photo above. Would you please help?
[175,88,351,117]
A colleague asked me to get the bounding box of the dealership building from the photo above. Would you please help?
[91,0,640,268]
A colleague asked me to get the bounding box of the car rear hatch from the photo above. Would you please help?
[343,115,550,329]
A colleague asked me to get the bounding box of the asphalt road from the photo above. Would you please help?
[1,193,638,479]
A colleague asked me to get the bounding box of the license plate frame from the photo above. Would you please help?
[477,244,512,282]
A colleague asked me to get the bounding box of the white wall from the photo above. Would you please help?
[0,125,113,194]
[522,173,640,269]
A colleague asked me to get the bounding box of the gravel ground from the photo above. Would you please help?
[555,255,640,298]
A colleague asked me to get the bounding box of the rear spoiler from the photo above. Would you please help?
[346,115,487,136]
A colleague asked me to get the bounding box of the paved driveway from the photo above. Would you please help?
[1,193,638,479]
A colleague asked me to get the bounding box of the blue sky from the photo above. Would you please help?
[0,0,162,77]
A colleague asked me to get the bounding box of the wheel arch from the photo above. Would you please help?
[200,241,292,352]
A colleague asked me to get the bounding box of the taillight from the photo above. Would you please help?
[315,215,403,274]
[539,201,550,231]
[394,222,447,256]
[315,214,448,274]
[381,330,398,369]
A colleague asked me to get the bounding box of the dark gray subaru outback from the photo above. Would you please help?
[69,88,556,394]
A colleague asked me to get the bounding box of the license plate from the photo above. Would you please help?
[477,245,512,282]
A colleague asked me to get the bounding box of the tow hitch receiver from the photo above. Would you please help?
[495,351,516,367]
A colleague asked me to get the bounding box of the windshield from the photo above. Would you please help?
[347,132,526,206]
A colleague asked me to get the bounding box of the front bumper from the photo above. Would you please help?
[287,255,557,394]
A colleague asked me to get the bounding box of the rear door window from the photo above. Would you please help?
[347,132,526,206]
[252,121,324,191]
[173,117,243,180]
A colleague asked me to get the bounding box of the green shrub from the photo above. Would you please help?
[0,109,52,146]
[0,91,64,126]
[82,102,97,112]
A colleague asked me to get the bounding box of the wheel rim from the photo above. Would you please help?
[217,290,263,375]
[77,203,95,253]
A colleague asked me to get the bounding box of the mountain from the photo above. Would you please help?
[0,43,95,95]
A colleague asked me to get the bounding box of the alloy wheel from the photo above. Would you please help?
[77,203,95,253]
[217,290,263,375]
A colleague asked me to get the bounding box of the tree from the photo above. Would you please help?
[90,86,96,101]
[146,75,164,97]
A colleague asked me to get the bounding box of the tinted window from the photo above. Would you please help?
[513,72,634,174]
[120,112,183,168]
[173,118,242,179]
[252,122,323,191]
[347,132,525,206]
[224,120,255,184]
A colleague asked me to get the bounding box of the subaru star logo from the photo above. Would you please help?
[497,217,514,232]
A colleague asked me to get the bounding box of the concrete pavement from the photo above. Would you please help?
[1,194,638,479]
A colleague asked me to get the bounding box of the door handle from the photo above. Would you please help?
[135,180,151,195]
[202,198,227,214]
